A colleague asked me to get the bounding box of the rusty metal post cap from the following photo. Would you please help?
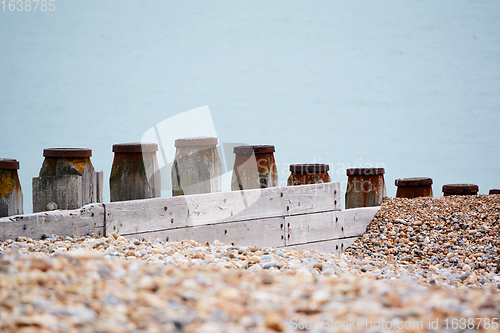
[43,148,92,158]
[0,158,20,170]
[233,145,275,154]
[175,137,218,147]
[489,189,500,195]
[113,143,158,153]
[346,168,385,176]
[442,184,479,195]
[290,164,329,174]
[395,177,433,187]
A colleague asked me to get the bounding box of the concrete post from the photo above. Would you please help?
[172,137,222,196]
[110,143,161,202]
[32,148,103,212]
[0,159,23,217]
[231,145,278,190]
[287,164,330,186]
[345,168,386,209]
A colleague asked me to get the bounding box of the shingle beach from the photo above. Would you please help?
[1,195,499,332]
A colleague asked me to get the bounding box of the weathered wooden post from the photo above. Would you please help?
[110,143,161,202]
[231,145,278,190]
[490,189,500,195]
[287,164,330,186]
[395,177,433,198]
[33,148,103,212]
[172,137,222,196]
[345,168,386,209]
[442,184,478,196]
[0,159,23,217]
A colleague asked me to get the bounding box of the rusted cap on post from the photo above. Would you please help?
[489,189,500,195]
[113,143,158,153]
[175,137,218,147]
[395,177,433,187]
[233,145,275,155]
[0,158,20,170]
[43,148,92,158]
[290,164,329,174]
[346,168,385,176]
[442,184,479,195]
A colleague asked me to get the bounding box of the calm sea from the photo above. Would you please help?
[1,0,499,213]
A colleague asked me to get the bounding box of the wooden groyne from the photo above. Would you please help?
[0,183,379,254]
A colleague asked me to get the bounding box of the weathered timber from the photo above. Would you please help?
[287,164,331,186]
[105,182,341,236]
[0,203,104,241]
[395,177,433,198]
[172,137,222,196]
[442,184,479,196]
[345,168,386,209]
[0,159,23,217]
[285,207,380,246]
[110,143,161,202]
[231,145,278,190]
[120,217,286,248]
[280,237,359,255]
[33,148,103,212]
[0,182,378,254]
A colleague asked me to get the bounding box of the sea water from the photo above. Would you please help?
[1,0,499,213]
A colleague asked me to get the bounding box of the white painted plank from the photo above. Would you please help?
[285,206,379,245]
[281,237,359,255]
[121,217,286,248]
[106,182,340,235]
[0,203,105,241]
[282,182,342,214]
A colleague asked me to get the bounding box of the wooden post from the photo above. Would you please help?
[172,137,222,196]
[0,159,23,217]
[395,177,433,198]
[287,164,330,186]
[32,148,103,212]
[490,189,500,195]
[442,184,478,196]
[110,143,161,202]
[231,145,278,190]
[345,168,386,209]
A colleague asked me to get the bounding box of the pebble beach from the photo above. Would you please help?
[0,195,499,332]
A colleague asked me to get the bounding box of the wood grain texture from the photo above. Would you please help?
[32,175,83,213]
[281,237,359,255]
[121,217,286,248]
[285,206,379,245]
[0,182,377,255]
[0,203,105,241]
[96,171,104,203]
[105,182,341,235]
